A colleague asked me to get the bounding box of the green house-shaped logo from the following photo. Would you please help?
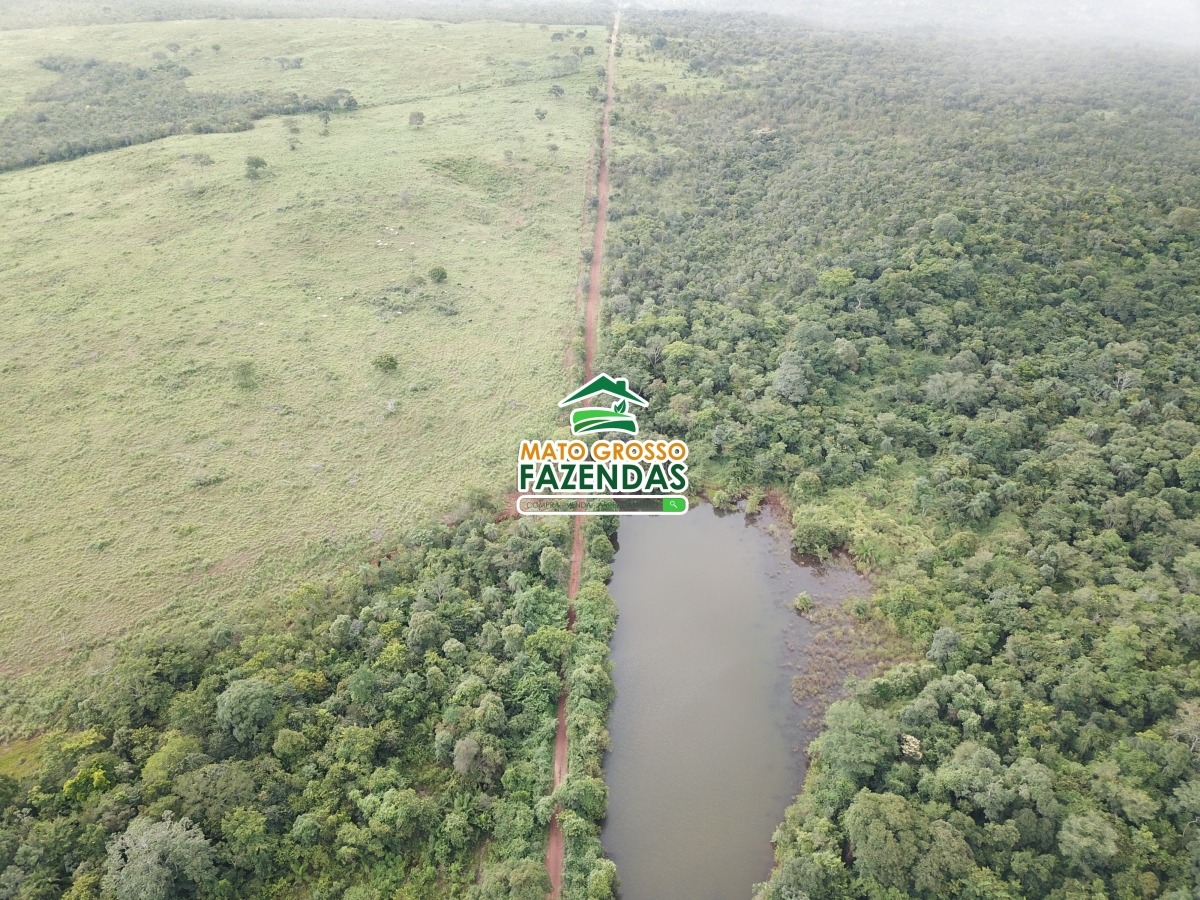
[559,373,648,435]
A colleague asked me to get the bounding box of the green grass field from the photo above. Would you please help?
[0,18,601,675]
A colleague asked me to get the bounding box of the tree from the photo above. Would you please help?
[328,613,357,647]
[843,792,926,892]
[429,265,448,283]
[772,351,811,403]
[244,156,267,179]
[215,678,276,745]
[1058,811,1120,873]
[808,700,899,789]
[923,371,987,414]
[405,610,448,653]
[535,108,548,121]
[586,859,617,900]
[525,625,571,666]
[0,774,16,810]
[453,736,481,778]
[925,627,962,668]
[174,763,258,833]
[140,731,201,798]
[549,84,565,98]
[539,545,567,585]
[931,212,965,242]
[1179,448,1200,490]
[272,727,307,765]
[104,816,216,900]
[1176,550,1200,593]
[1170,699,1200,756]
[221,807,272,877]
[348,664,379,708]
[211,44,221,54]
[1168,206,1200,232]
[475,859,550,900]
[817,266,855,294]
[761,852,852,900]
[409,111,425,126]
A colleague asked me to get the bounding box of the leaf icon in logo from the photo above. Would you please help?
[613,399,627,414]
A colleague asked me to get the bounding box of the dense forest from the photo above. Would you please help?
[0,506,619,899]
[601,13,1200,899]
[0,56,358,172]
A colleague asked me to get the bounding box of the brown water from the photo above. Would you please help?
[601,504,869,900]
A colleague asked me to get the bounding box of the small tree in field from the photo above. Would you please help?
[549,84,565,98]
[429,266,447,284]
[244,156,267,179]
[409,111,425,126]
[534,108,547,121]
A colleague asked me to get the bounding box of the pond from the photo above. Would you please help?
[600,503,870,900]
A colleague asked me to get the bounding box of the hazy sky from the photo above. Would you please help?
[635,0,1200,48]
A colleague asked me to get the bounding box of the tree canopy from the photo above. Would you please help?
[604,12,1200,899]
[0,512,619,898]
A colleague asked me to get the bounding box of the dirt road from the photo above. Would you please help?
[544,11,620,899]
[583,11,619,382]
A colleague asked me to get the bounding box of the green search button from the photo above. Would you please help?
[661,497,687,513]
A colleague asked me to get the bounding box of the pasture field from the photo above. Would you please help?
[0,18,600,676]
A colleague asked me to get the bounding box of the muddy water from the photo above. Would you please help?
[601,504,869,900]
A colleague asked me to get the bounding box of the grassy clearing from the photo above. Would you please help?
[0,735,47,778]
[0,17,604,117]
[0,18,602,676]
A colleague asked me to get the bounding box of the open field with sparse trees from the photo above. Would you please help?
[0,16,602,675]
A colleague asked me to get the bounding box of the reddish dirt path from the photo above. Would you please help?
[545,12,619,899]
[583,11,619,382]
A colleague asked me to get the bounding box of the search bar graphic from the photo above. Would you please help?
[517,495,689,516]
